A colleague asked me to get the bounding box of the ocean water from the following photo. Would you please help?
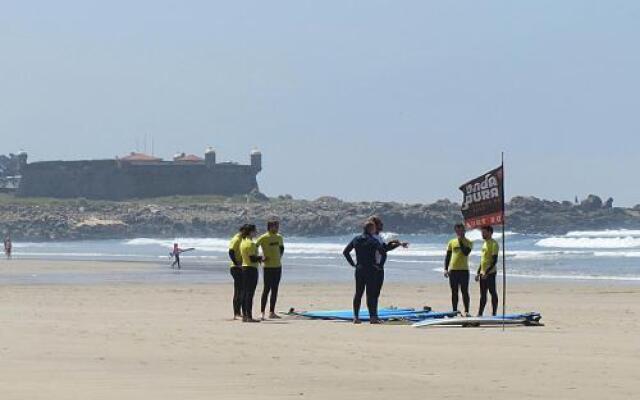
[5,229,640,285]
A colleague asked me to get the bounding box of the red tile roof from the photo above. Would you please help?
[120,152,163,162]
[174,154,203,162]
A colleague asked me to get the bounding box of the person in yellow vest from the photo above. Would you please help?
[444,223,473,316]
[475,225,500,316]
[239,224,263,323]
[228,225,247,320]
[256,219,285,320]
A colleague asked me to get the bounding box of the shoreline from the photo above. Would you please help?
[2,258,640,286]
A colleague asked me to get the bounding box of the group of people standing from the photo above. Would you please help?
[444,223,500,317]
[340,218,500,324]
[342,216,408,324]
[222,216,500,325]
[228,220,284,323]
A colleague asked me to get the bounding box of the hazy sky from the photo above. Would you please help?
[1,1,639,205]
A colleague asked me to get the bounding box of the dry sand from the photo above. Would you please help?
[0,260,638,399]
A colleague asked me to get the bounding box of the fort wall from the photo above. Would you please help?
[17,151,261,200]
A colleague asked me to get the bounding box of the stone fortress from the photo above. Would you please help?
[3,148,262,200]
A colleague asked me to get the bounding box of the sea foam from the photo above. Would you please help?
[536,236,640,249]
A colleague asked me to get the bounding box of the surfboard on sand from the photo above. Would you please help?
[412,312,543,328]
[290,308,458,322]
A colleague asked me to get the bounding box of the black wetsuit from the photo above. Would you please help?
[228,249,243,316]
[479,273,498,316]
[230,268,243,316]
[261,268,282,314]
[343,233,387,321]
[171,251,181,269]
[242,267,259,319]
[370,238,403,315]
[448,270,470,313]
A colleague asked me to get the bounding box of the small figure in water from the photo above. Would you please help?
[3,235,12,259]
[171,243,183,269]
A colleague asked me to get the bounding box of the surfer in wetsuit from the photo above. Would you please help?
[475,225,499,316]
[171,243,183,269]
[239,224,263,323]
[4,235,12,259]
[257,219,285,320]
[170,243,195,269]
[343,221,387,324]
[444,223,473,317]
[228,225,247,320]
[367,216,408,315]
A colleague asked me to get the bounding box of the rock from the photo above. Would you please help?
[314,196,342,204]
[1,193,640,239]
[429,199,457,212]
[604,197,614,209]
[248,189,269,202]
[580,195,603,211]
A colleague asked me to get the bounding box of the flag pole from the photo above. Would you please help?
[501,152,506,330]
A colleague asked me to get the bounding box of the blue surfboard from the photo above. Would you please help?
[298,308,457,321]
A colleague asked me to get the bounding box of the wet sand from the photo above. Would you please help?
[0,260,638,399]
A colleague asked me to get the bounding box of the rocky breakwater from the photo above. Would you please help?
[506,195,640,234]
[0,194,639,240]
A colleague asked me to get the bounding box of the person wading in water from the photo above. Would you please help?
[4,235,12,260]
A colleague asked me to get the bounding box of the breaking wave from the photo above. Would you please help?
[536,237,640,249]
[564,229,640,238]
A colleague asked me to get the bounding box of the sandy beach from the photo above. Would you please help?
[0,260,638,399]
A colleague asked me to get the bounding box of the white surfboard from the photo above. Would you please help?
[412,316,529,328]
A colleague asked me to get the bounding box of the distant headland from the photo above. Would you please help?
[0,193,639,240]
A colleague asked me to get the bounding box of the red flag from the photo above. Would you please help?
[459,166,504,229]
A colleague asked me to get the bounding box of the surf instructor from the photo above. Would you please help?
[228,225,247,320]
[343,220,387,324]
[257,219,285,320]
[444,223,473,317]
[368,216,408,318]
[239,224,263,323]
[475,225,499,316]
[171,243,183,269]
